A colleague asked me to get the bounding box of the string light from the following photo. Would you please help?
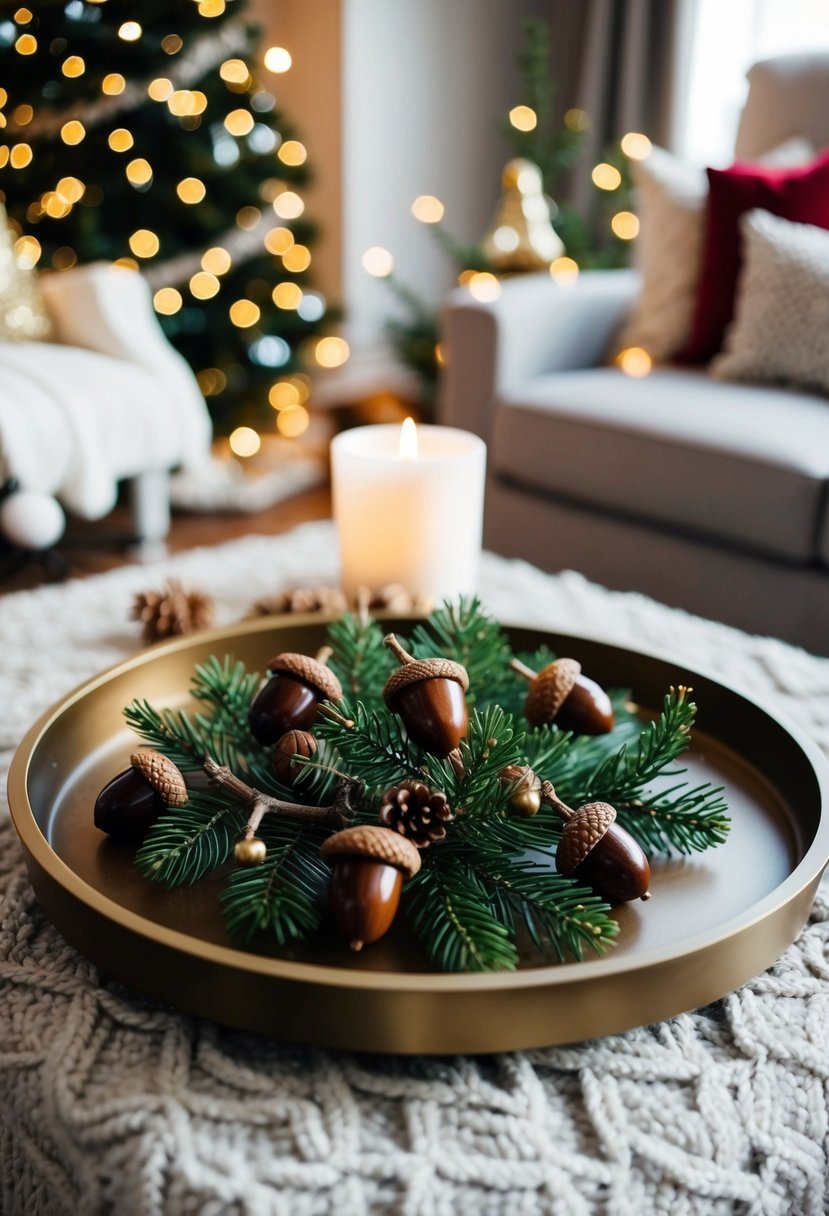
[236,205,260,230]
[228,426,260,457]
[467,272,501,302]
[621,132,652,160]
[411,195,444,223]
[128,229,160,258]
[197,368,227,396]
[14,235,41,268]
[161,35,183,55]
[0,148,9,169]
[118,22,142,42]
[14,8,33,23]
[550,256,580,284]
[147,78,173,102]
[272,282,302,309]
[229,299,260,327]
[168,91,195,116]
[264,226,293,255]
[272,191,303,219]
[611,211,639,240]
[60,121,85,145]
[314,336,349,368]
[224,109,254,136]
[112,257,139,271]
[102,73,126,96]
[263,47,292,73]
[269,381,300,410]
[153,287,183,315]
[126,159,152,186]
[509,105,537,131]
[276,405,309,438]
[282,244,311,273]
[177,177,206,204]
[12,104,32,125]
[190,92,208,115]
[190,271,221,299]
[362,246,394,277]
[44,193,71,219]
[592,163,622,191]
[201,247,231,275]
[52,246,77,270]
[277,140,307,166]
[0,90,7,107]
[10,143,32,168]
[15,34,37,55]
[108,128,133,152]
[616,347,652,378]
[199,0,225,16]
[220,59,249,84]
[56,176,84,203]
[62,55,85,77]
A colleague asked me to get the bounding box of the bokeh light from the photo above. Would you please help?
[411,195,444,223]
[229,427,261,457]
[264,47,292,73]
[616,347,653,378]
[362,246,394,277]
[509,105,537,131]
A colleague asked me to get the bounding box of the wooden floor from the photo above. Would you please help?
[0,483,333,595]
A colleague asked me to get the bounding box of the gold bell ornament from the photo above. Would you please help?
[480,158,563,272]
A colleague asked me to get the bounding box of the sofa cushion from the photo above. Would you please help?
[491,368,829,564]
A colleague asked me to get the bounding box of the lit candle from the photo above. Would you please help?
[331,420,487,602]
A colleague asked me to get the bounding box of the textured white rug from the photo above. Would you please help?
[1,520,828,1216]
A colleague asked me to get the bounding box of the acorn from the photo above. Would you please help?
[542,783,651,903]
[94,751,187,839]
[272,728,317,785]
[320,823,422,951]
[510,656,614,734]
[498,764,542,816]
[382,634,469,757]
[248,646,342,746]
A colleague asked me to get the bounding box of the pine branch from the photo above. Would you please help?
[406,857,518,972]
[314,697,423,793]
[124,699,223,771]
[409,597,514,707]
[220,821,329,946]
[615,783,731,855]
[433,705,525,833]
[326,612,393,707]
[475,856,619,962]
[134,790,245,888]
[190,655,261,750]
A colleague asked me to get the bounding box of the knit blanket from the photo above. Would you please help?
[2,521,828,1216]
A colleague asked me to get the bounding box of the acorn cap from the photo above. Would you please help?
[130,751,188,808]
[555,801,617,875]
[321,824,422,877]
[525,657,581,727]
[266,652,342,702]
[383,656,469,707]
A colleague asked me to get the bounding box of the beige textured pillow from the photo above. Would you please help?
[712,209,829,394]
[0,205,52,342]
[616,138,815,362]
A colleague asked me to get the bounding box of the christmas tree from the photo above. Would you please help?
[0,0,340,440]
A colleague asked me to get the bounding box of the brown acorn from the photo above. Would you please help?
[498,764,542,816]
[94,751,187,839]
[542,782,650,903]
[510,656,614,734]
[248,646,342,746]
[272,729,317,785]
[382,634,469,757]
[320,824,421,951]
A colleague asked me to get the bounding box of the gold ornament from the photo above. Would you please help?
[480,159,563,272]
[234,837,267,866]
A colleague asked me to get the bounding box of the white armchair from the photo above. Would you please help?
[0,263,212,545]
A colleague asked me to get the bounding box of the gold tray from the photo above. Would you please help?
[8,616,829,1055]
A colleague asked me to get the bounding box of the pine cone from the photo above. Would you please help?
[378,781,454,848]
[131,580,214,644]
[247,586,348,617]
[357,584,433,614]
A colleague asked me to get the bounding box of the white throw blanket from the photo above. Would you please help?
[1,521,828,1216]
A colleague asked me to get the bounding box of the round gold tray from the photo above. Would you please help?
[8,615,829,1055]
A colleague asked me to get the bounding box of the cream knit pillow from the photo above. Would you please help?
[712,209,829,394]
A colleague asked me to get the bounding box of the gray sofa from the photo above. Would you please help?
[438,55,829,655]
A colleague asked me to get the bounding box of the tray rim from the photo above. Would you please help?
[8,612,829,995]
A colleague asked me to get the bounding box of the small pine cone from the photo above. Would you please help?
[378,781,454,848]
[357,584,433,614]
[131,580,214,644]
[247,586,349,617]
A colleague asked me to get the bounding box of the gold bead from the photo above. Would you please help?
[509,787,542,817]
[234,837,267,866]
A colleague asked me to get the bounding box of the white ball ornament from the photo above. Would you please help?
[0,489,66,550]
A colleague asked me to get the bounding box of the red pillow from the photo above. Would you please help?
[681,148,829,363]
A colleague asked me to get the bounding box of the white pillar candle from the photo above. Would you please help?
[331,421,487,602]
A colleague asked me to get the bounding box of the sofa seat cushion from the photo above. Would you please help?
[491,368,829,564]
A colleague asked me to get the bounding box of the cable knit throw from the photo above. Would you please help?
[1,521,828,1216]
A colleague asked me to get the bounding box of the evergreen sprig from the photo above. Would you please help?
[122,605,731,972]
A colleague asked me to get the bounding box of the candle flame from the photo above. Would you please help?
[399,416,418,461]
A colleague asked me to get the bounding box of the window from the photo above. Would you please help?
[678,0,829,166]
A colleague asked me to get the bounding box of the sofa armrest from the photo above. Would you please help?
[438,269,639,437]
